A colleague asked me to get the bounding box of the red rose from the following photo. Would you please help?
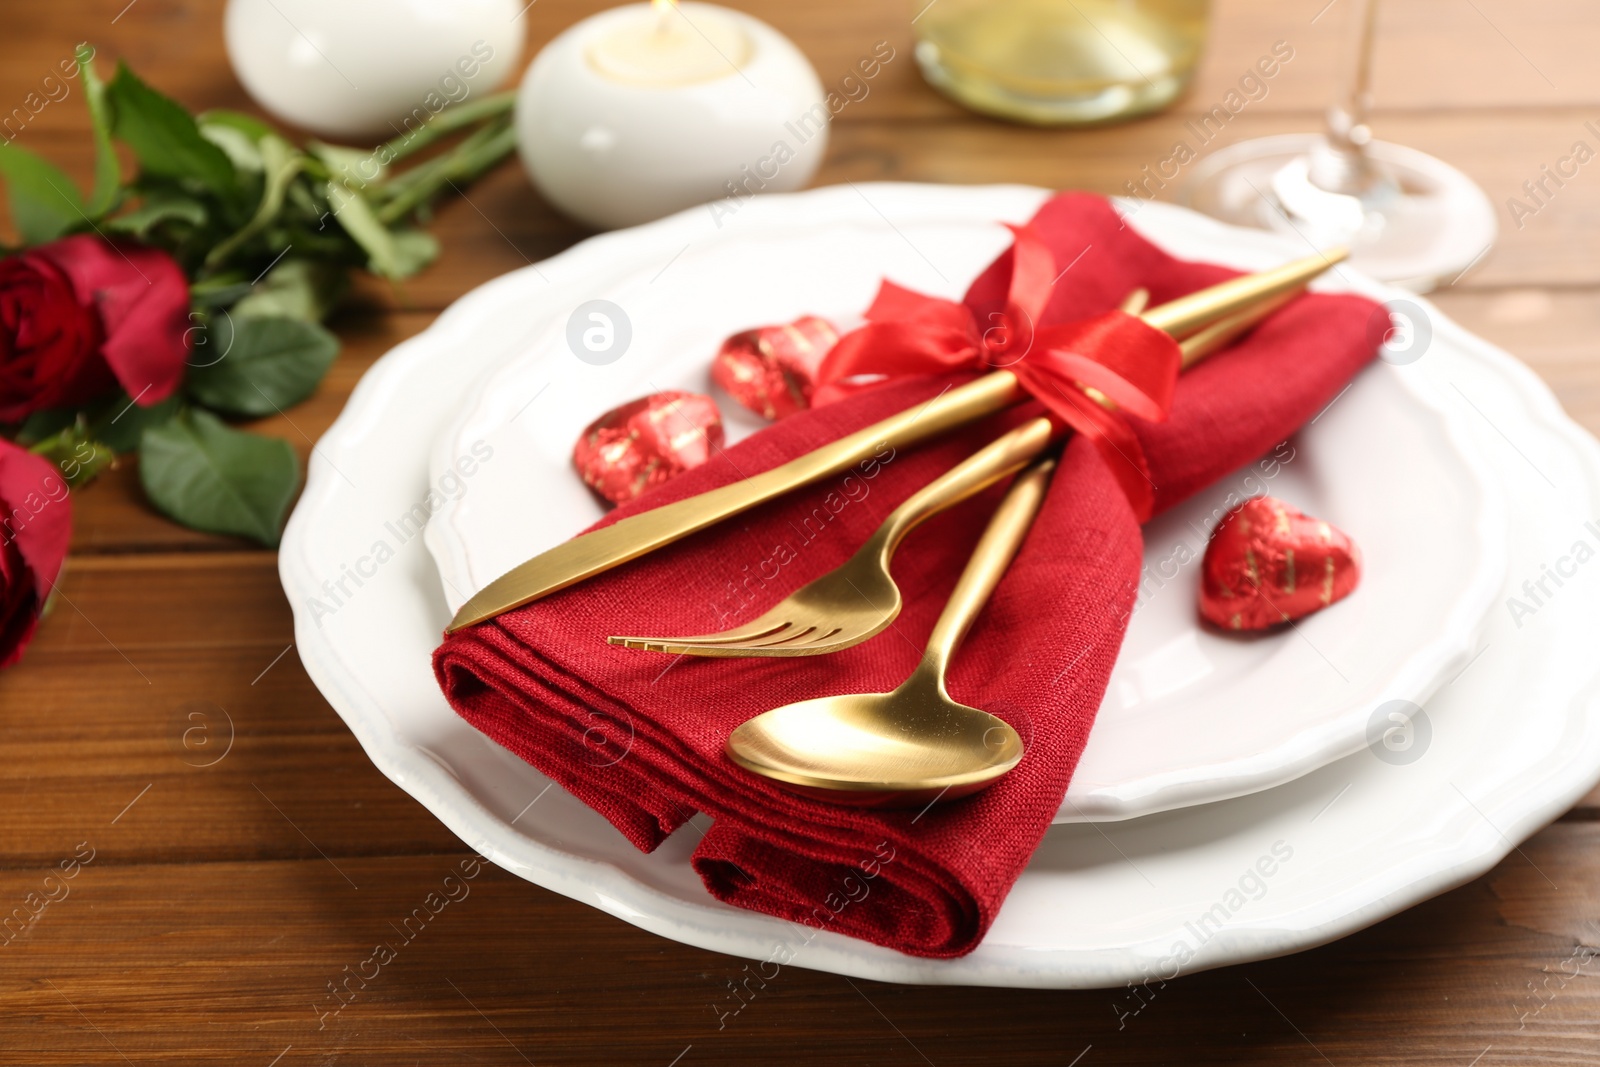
[0,438,71,667]
[0,234,190,423]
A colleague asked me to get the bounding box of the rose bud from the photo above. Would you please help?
[711,315,839,421]
[572,390,724,505]
[0,235,190,423]
[0,439,72,667]
[1200,496,1360,631]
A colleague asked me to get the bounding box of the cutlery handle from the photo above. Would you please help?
[1141,246,1347,337]
[448,248,1346,631]
[448,370,1025,631]
[918,455,1056,682]
[874,416,1057,561]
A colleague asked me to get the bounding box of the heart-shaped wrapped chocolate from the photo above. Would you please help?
[711,315,840,421]
[572,390,724,506]
[1200,496,1361,630]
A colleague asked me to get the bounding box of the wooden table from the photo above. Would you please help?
[5,1,1599,1062]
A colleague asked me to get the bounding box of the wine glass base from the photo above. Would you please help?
[1177,133,1498,292]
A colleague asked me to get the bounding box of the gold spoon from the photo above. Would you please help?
[725,456,1055,807]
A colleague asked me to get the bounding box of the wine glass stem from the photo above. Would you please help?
[1326,0,1380,154]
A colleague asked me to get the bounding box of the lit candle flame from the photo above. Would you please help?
[649,0,675,39]
[651,0,677,36]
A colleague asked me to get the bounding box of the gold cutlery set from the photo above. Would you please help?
[448,248,1348,806]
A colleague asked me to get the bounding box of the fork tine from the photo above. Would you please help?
[715,625,816,648]
[663,621,798,645]
[647,631,863,657]
[614,594,901,656]
[607,619,795,650]
[670,616,873,656]
[771,627,845,648]
[748,625,828,648]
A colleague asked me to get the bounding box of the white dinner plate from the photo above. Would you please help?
[282,185,1600,988]
[423,187,1507,822]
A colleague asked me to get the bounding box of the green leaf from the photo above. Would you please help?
[188,274,253,309]
[231,258,344,322]
[139,408,299,546]
[90,391,181,454]
[107,63,237,198]
[0,141,84,243]
[76,43,120,217]
[105,189,208,239]
[187,314,338,416]
[307,141,382,187]
[200,123,264,174]
[389,227,439,277]
[206,134,303,269]
[78,44,120,216]
[285,178,322,218]
[196,109,279,142]
[325,180,420,279]
[322,180,439,279]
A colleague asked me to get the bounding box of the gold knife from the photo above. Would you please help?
[446,247,1347,632]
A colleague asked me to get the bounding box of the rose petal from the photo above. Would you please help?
[32,234,190,406]
[0,439,72,667]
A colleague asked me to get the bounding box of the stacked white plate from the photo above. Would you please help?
[282,185,1600,988]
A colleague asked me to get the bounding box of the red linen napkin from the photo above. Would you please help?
[434,194,1381,957]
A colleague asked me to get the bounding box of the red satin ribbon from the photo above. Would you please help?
[813,224,1182,520]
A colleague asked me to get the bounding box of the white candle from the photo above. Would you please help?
[224,0,525,139]
[587,0,752,87]
[515,1,827,231]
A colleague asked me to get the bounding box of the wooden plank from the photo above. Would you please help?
[3,0,1598,141]
[1429,288,1600,433]
[1,822,1599,1064]
[0,552,466,866]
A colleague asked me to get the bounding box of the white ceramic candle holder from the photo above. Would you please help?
[515,2,828,231]
[224,0,525,140]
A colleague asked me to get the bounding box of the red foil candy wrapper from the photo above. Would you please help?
[572,390,724,506]
[711,315,840,421]
[1200,496,1361,631]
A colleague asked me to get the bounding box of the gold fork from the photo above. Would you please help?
[608,413,1059,657]
[608,289,1286,658]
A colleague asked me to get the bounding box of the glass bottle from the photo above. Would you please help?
[912,0,1212,126]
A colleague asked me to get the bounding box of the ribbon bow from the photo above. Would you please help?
[813,225,1182,521]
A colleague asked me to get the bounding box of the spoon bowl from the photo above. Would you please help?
[727,676,1024,807]
[726,456,1055,807]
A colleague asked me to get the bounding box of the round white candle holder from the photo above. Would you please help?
[224,0,526,140]
[515,3,828,231]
